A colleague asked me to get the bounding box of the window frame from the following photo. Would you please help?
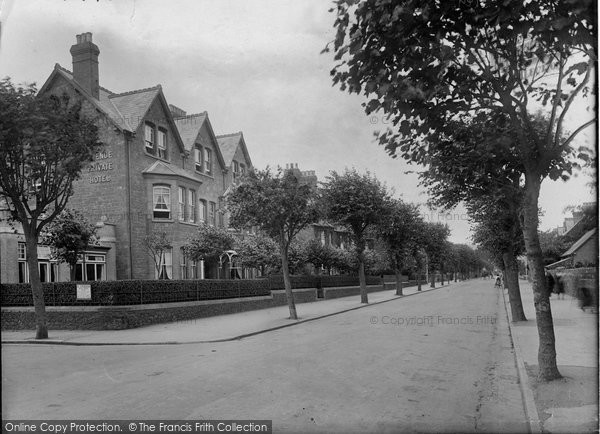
[194,146,203,173]
[190,260,197,279]
[153,185,171,220]
[199,199,207,224]
[155,248,173,280]
[157,128,168,160]
[178,186,186,221]
[75,253,106,281]
[233,160,239,182]
[204,148,212,175]
[180,247,187,280]
[145,123,156,155]
[209,201,216,226]
[187,189,196,223]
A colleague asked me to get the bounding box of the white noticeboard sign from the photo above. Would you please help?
[76,284,92,300]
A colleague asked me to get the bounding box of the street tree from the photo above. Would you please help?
[184,224,236,278]
[227,168,320,320]
[0,79,101,339]
[236,234,280,277]
[327,0,596,380]
[469,198,527,321]
[417,114,528,321]
[375,199,422,295]
[321,169,391,303]
[142,230,173,279]
[538,230,569,266]
[301,238,341,276]
[421,222,451,288]
[41,209,98,281]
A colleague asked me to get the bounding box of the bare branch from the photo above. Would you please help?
[554,60,593,148]
[561,119,596,150]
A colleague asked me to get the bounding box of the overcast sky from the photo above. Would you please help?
[0,0,596,244]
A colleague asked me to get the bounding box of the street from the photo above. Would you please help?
[2,280,528,433]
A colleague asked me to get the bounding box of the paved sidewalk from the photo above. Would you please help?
[504,280,598,433]
[1,282,451,345]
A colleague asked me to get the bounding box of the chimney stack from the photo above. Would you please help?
[70,32,100,99]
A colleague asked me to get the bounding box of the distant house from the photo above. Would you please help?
[561,228,598,267]
[546,228,598,270]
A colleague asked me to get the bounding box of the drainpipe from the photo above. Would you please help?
[125,131,133,279]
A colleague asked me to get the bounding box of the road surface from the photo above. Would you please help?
[2,280,528,433]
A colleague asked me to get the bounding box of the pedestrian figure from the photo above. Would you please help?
[546,271,555,297]
[554,275,565,300]
[578,287,592,311]
[494,275,502,288]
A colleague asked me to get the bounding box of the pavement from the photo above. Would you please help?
[503,279,599,434]
[1,282,447,345]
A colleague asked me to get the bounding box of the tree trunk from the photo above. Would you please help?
[503,251,527,322]
[25,227,48,339]
[522,174,561,381]
[440,265,445,285]
[430,268,436,288]
[358,251,368,304]
[69,264,77,281]
[281,241,298,320]
[395,267,403,296]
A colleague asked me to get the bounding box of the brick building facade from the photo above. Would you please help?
[0,33,253,283]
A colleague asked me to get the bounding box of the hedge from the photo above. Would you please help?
[0,279,271,307]
[268,274,381,289]
[2,274,384,307]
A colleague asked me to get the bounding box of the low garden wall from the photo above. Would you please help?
[1,276,385,331]
[382,280,423,291]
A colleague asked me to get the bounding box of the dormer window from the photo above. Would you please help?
[194,146,203,172]
[204,148,212,175]
[145,123,168,160]
[157,129,167,159]
[233,161,240,182]
[145,123,155,155]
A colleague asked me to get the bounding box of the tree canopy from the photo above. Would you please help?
[227,167,320,319]
[375,199,422,293]
[184,224,236,263]
[41,209,98,280]
[321,168,392,303]
[0,78,101,339]
[326,0,596,381]
[142,231,173,280]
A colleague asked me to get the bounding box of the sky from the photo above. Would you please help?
[0,0,596,244]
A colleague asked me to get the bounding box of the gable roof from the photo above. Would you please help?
[38,64,186,154]
[109,86,162,132]
[216,132,253,168]
[562,228,597,257]
[142,160,202,184]
[174,113,208,149]
[173,113,226,170]
[39,64,132,131]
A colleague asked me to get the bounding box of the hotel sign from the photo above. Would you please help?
[89,150,114,183]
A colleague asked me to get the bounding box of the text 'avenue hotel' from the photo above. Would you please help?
[0,33,254,284]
